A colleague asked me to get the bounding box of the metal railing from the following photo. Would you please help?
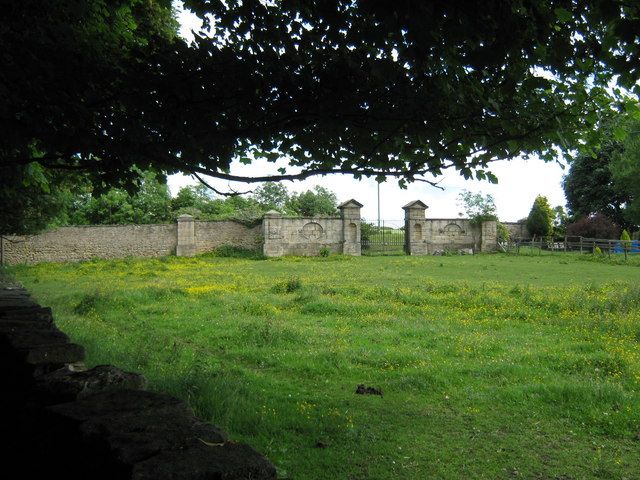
[361,219,406,255]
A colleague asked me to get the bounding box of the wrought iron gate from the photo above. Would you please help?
[361,219,406,255]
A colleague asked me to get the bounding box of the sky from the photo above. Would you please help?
[169,2,569,223]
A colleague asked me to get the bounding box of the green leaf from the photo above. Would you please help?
[554,8,572,23]
[23,162,51,193]
[613,126,628,141]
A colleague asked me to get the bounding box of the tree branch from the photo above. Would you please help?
[191,172,253,197]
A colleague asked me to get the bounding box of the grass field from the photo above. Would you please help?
[7,253,640,479]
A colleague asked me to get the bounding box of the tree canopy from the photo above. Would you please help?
[3,1,640,233]
[562,113,640,231]
[456,190,511,242]
[1,170,342,231]
[285,186,338,217]
[609,117,640,228]
[562,141,631,228]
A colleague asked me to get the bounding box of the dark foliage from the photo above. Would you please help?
[3,1,640,233]
[566,213,621,239]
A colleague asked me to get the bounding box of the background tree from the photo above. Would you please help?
[129,171,173,224]
[562,124,633,230]
[58,179,341,225]
[68,171,172,225]
[168,184,263,222]
[456,190,498,225]
[4,1,640,233]
[253,183,291,212]
[620,229,632,254]
[285,187,338,217]
[171,186,204,213]
[609,116,640,229]
[526,195,554,238]
[552,206,568,237]
[456,190,511,242]
[171,184,220,218]
[0,166,87,234]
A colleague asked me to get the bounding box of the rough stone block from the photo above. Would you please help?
[34,365,147,404]
[0,306,54,326]
[47,389,275,478]
[133,442,277,480]
[1,326,70,348]
[23,342,86,365]
[0,296,39,310]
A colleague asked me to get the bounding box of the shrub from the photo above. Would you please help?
[621,229,631,243]
[497,222,510,242]
[620,229,632,255]
[319,246,330,257]
[360,221,376,249]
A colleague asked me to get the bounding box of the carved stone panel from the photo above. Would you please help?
[442,223,463,237]
[300,222,324,241]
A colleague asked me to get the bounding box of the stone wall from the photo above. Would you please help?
[1,220,262,265]
[2,224,178,265]
[503,222,529,239]
[1,198,509,264]
[424,219,481,252]
[194,221,262,254]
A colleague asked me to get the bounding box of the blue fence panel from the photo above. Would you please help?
[612,240,640,254]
